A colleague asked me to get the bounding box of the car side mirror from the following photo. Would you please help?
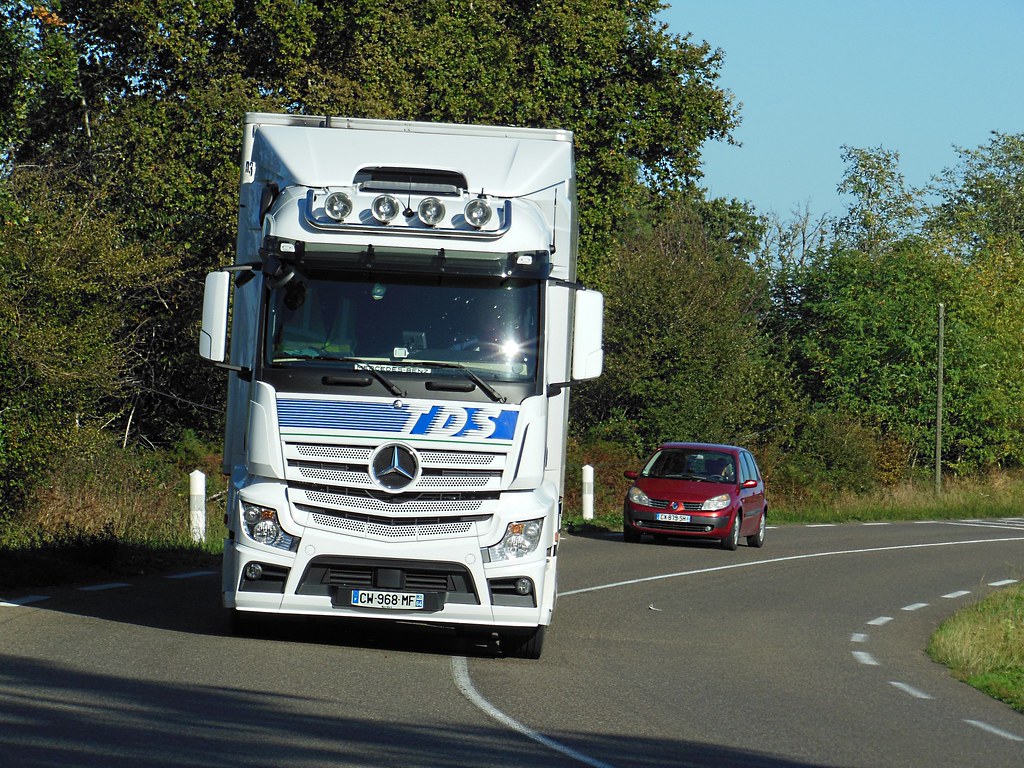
[624,470,638,480]
[742,479,759,489]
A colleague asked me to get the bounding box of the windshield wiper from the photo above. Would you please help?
[412,360,507,403]
[274,355,405,397]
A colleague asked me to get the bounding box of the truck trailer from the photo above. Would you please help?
[199,112,603,658]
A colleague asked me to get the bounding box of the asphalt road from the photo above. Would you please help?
[2,519,1023,767]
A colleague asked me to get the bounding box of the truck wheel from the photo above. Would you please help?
[230,608,262,637]
[501,626,545,659]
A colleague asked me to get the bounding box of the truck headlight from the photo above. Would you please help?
[702,494,731,511]
[485,518,544,561]
[241,503,295,550]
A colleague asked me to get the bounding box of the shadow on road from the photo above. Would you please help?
[0,651,846,768]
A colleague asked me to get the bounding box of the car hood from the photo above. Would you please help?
[633,477,736,502]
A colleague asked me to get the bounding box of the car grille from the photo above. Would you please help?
[647,499,704,512]
[644,520,715,533]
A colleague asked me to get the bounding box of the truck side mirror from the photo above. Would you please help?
[199,271,231,363]
[572,289,604,380]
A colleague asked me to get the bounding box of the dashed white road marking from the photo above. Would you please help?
[862,522,891,526]
[902,602,929,612]
[806,524,836,528]
[850,633,868,643]
[988,579,1018,587]
[77,583,131,592]
[852,651,880,666]
[890,681,933,700]
[942,590,971,599]
[165,570,218,580]
[964,720,1024,742]
[0,595,50,607]
[868,616,893,626]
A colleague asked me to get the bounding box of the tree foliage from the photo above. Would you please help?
[0,0,739,512]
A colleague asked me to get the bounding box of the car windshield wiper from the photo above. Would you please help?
[408,360,507,404]
[274,354,405,397]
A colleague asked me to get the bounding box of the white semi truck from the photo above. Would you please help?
[199,112,603,658]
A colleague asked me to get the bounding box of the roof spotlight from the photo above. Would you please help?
[417,197,446,227]
[371,194,401,224]
[464,198,492,229]
[324,191,353,221]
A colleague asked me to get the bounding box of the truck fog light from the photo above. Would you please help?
[464,198,492,228]
[515,578,532,596]
[417,197,445,226]
[324,191,353,221]
[371,194,401,223]
[245,562,263,581]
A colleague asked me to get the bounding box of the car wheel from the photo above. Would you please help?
[747,510,766,548]
[623,518,642,543]
[721,513,740,551]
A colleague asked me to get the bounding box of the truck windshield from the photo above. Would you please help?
[265,271,541,382]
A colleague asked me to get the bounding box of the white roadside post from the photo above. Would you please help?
[189,470,206,544]
[582,464,595,521]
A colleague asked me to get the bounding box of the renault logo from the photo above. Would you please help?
[370,443,419,492]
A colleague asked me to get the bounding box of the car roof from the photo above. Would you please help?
[656,442,745,454]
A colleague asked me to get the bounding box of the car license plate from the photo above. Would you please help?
[350,589,425,610]
[656,512,691,523]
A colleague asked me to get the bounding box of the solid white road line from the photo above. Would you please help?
[558,536,1024,598]
[451,656,616,768]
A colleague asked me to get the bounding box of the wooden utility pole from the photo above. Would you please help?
[935,303,944,495]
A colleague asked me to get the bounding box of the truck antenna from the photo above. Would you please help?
[550,187,558,254]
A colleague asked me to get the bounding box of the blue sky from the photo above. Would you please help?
[660,1,1024,219]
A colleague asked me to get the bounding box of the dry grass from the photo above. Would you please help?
[0,428,226,589]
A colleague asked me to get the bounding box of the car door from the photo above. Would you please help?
[738,451,765,531]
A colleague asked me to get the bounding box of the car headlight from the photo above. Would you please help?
[627,485,651,506]
[241,503,295,551]
[702,494,731,511]
[485,518,544,561]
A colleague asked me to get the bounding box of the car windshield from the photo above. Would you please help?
[264,270,540,382]
[642,449,736,483]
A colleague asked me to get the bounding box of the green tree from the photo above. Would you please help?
[572,200,771,452]
[0,0,741,513]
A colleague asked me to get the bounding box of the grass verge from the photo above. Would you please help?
[928,584,1024,714]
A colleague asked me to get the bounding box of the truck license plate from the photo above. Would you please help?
[656,512,690,523]
[350,589,425,610]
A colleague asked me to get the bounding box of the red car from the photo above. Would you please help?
[622,442,767,549]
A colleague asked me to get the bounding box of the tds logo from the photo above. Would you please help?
[404,403,517,441]
[276,397,519,442]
